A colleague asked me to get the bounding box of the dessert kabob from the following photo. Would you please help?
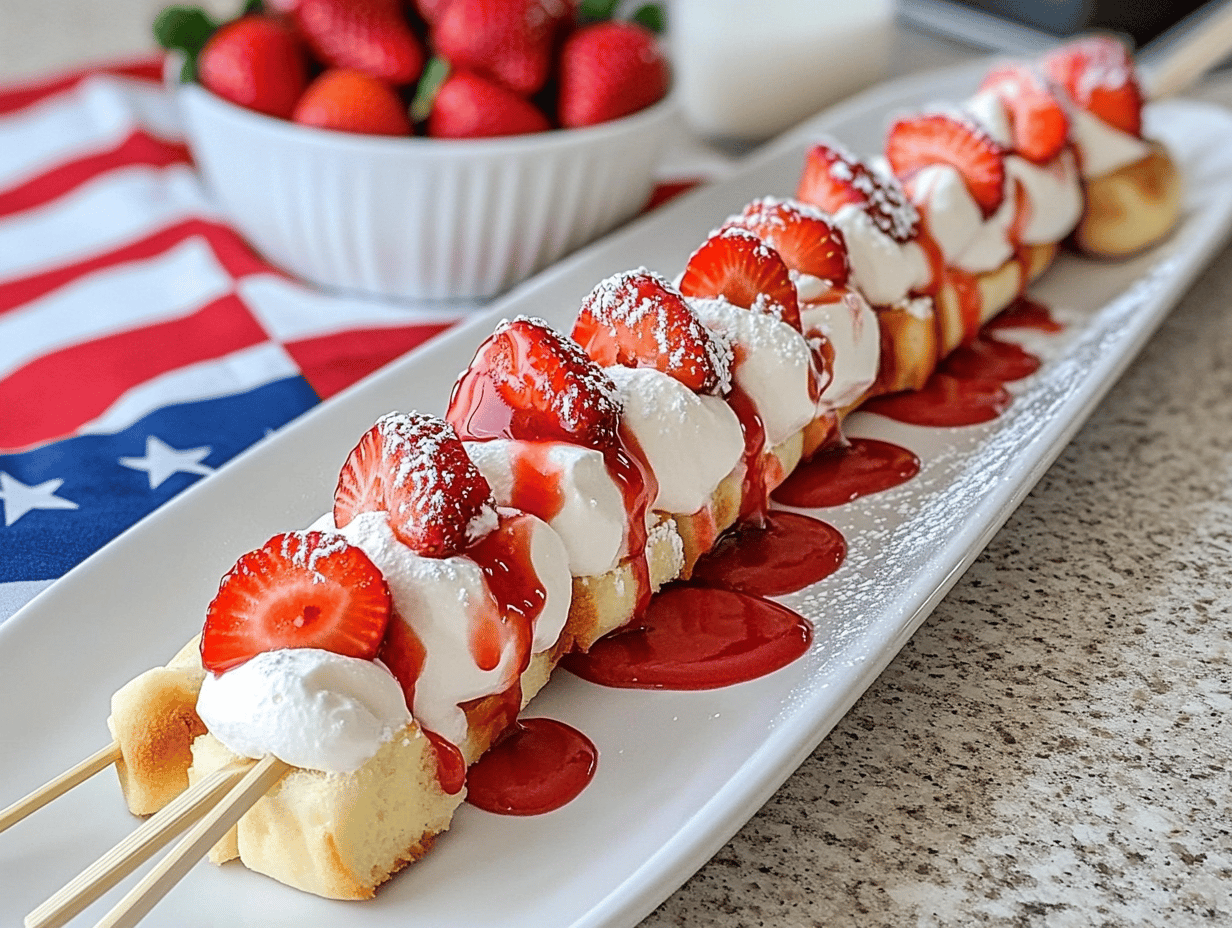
[790,34,1181,385]
[7,34,1188,927]
[20,215,860,926]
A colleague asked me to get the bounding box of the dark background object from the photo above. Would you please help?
[968,0,1210,47]
[900,0,1220,53]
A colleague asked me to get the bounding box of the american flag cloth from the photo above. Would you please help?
[0,58,706,624]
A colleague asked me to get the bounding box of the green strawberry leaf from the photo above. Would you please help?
[631,3,665,32]
[411,56,452,124]
[152,6,217,83]
[578,0,620,23]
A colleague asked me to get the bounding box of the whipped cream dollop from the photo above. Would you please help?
[604,365,744,515]
[1008,151,1083,244]
[800,289,879,410]
[197,648,411,774]
[465,439,626,577]
[1068,106,1150,178]
[906,164,984,264]
[687,296,818,447]
[955,179,1017,273]
[333,509,571,745]
[831,204,932,306]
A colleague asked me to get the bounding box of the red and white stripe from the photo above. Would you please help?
[0,57,472,456]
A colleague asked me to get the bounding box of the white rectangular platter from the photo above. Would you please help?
[3,61,1232,928]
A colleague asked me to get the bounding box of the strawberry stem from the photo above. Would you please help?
[630,4,665,33]
[152,5,217,83]
[411,56,451,125]
[577,0,620,23]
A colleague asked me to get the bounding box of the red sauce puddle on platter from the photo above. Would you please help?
[688,511,845,598]
[987,296,1063,333]
[466,718,597,815]
[941,334,1040,383]
[773,438,920,508]
[563,586,812,690]
[863,373,1011,426]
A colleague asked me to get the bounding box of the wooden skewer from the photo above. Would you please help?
[1142,0,1232,100]
[25,759,255,928]
[0,743,121,836]
[91,754,290,928]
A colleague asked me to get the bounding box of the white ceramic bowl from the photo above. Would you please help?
[178,82,679,301]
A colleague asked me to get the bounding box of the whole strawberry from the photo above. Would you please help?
[558,20,668,128]
[433,0,570,97]
[428,70,551,138]
[293,68,412,135]
[196,15,309,119]
[294,0,426,86]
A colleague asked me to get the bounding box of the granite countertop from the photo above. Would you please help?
[3,6,1230,925]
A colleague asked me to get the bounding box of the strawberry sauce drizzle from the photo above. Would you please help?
[425,731,467,796]
[988,295,1063,333]
[465,718,598,815]
[688,511,845,598]
[773,437,921,508]
[726,386,771,524]
[467,513,544,676]
[947,268,986,344]
[507,443,568,522]
[563,586,812,690]
[864,373,1012,426]
[941,334,1040,382]
[609,428,658,615]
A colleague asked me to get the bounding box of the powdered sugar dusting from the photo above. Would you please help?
[374,411,497,546]
[278,530,352,585]
[582,269,735,395]
[814,136,921,243]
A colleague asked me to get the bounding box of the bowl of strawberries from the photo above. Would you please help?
[158,0,675,300]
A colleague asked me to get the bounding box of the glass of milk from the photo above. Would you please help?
[669,0,894,142]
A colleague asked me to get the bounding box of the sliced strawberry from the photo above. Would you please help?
[678,228,802,331]
[433,0,567,98]
[334,412,497,557]
[796,140,921,243]
[200,530,391,673]
[885,113,1007,217]
[979,64,1069,164]
[572,268,733,394]
[725,197,849,287]
[292,68,412,136]
[448,316,622,447]
[1041,35,1143,137]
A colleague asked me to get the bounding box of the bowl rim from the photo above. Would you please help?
[178,79,679,157]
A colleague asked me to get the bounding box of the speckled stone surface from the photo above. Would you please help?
[641,184,1232,928]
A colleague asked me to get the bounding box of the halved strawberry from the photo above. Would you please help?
[725,197,849,286]
[1041,35,1143,137]
[201,530,391,674]
[572,269,733,395]
[447,316,622,447]
[885,113,1007,217]
[678,228,802,331]
[979,63,1069,164]
[334,412,497,557]
[796,140,920,243]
